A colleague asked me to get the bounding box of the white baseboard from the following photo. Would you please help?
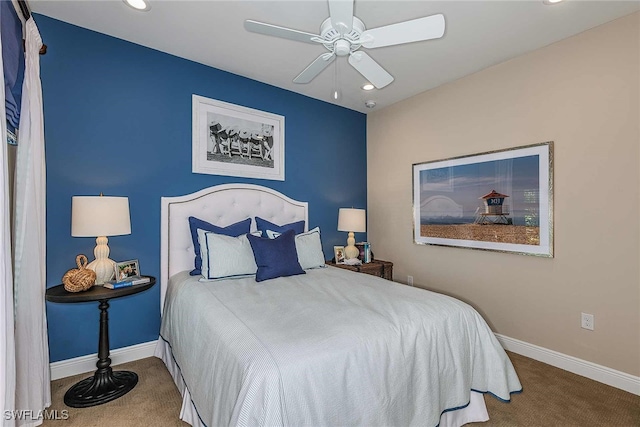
[496,333,640,395]
[50,340,158,380]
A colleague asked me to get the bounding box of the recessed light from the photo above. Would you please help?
[123,0,151,11]
[362,83,375,91]
[543,0,563,4]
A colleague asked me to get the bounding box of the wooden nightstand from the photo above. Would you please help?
[326,259,393,280]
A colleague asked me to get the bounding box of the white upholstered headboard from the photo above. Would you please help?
[160,183,308,311]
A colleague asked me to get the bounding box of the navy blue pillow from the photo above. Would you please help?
[255,217,305,235]
[188,217,251,275]
[247,229,305,282]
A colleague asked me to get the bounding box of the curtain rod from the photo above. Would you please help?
[17,0,48,55]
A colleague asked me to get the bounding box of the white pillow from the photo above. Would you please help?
[294,227,326,270]
[197,229,257,280]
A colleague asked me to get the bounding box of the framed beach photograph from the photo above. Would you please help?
[192,95,285,181]
[334,246,346,264]
[412,142,553,257]
[114,259,140,281]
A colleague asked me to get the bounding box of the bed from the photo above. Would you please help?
[154,183,521,427]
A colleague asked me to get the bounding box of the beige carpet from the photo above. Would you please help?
[468,352,639,426]
[42,357,188,427]
[42,352,639,427]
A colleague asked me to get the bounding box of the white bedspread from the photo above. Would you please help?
[160,267,521,427]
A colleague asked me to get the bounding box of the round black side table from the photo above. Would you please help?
[45,276,156,408]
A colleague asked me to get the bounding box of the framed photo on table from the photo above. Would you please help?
[333,246,346,264]
[115,259,140,281]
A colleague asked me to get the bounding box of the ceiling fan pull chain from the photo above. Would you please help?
[333,58,340,100]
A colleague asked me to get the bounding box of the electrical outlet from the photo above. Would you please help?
[407,275,414,286]
[581,312,594,331]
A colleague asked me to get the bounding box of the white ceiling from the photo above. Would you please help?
[30,0,640,114]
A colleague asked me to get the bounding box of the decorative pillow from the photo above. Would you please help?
[188,217,251,275]
[197,230,257,280]
[266,227,326,270]
[294,227,326,270]
[247,229,305,282]
[255,217,305,235]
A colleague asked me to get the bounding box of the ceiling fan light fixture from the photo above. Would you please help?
[362,83,375,91]
[245,1,445,92]
[123,0,151,11]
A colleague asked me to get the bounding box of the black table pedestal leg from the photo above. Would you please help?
[64,300,138,408]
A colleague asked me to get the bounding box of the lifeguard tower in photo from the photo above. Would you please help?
[475,190,512,225]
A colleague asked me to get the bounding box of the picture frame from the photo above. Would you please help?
[192,95,285,181]
[333,246,346,264]
[114,259,141,281]
[413,141,553,257]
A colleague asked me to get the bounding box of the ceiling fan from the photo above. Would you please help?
[244,0,445,90]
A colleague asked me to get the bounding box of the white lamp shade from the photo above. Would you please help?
[337,208,366,233]
[71,196,131,237]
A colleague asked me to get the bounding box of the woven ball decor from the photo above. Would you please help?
[62,254,96,292]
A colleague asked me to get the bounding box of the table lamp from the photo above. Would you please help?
[337,208,366,260]
[71,195,131,285]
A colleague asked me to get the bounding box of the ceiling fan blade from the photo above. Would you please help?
[348,51,393,89]
[293,54,336,84]
[244,20,319,44]
[329,0,354,35]
[360,14,445,49]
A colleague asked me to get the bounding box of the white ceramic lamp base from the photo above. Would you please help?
[344,231,359,259]
[87,236,116,285]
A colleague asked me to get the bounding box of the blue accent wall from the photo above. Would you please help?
[37,15,367,362]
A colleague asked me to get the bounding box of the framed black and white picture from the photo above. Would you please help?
[192,95,285,181]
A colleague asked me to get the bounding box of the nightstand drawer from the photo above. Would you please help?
[326,259,393,280]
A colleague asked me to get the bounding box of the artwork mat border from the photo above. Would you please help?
[192,94,285,181]
[412,141,554,257]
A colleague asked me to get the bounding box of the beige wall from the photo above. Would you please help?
[367,13,639,376]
